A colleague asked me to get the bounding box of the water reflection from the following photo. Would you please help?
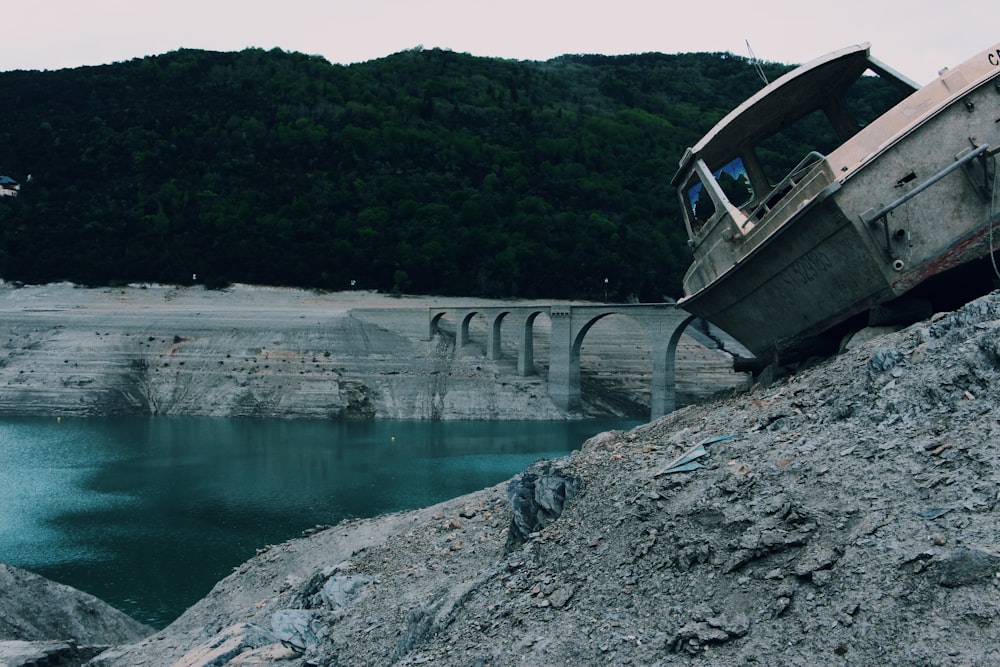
[0,416,637,628]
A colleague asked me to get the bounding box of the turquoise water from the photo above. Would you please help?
[0,416,637,628]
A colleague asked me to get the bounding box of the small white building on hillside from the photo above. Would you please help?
[0,175,18,197]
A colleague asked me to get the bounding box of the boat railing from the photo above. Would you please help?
[750,151,826,221]
[861,143,992,226]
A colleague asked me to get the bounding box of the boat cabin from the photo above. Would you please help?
[671,44,920,287]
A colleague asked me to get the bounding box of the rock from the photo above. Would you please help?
[842,326,904,350]
[548,585,576,609]
[172,623,285,667]
[936,547,1000,588]
[868,348,903,373]
[772,596,792,617]
[670,610,751,653]
[320,575,371,611]
[504,465,581,551]
[707,612,750,637]
[811,569,833,587]
[794,544,843,578]
[670,622,732,653]
[269,610,329,653]
[0,564,151,644]
[0,640,106,667]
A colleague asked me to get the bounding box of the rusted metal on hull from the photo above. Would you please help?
[892,213,1000,294]
[673,42,1000,358]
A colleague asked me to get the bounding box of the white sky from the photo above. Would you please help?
[1,1,996,85]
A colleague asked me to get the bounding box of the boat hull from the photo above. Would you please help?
[679,197,891,357]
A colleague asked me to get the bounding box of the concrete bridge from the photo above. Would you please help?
[428,303,706,420]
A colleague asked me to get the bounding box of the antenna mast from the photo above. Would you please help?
[746,39,769,86]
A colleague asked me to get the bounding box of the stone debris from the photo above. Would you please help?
[269,610,331,653]
[670,611,750,654]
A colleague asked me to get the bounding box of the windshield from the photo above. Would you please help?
[684,157,753,238]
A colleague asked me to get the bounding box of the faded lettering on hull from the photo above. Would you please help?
[779,248,834,289]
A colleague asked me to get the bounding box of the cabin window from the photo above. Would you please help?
[684,158,753,237]
[714,158,754,208]
[755,71,910,186]
[685,175,715,236]
[756,109,839,186]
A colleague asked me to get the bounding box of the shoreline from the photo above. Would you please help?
[0,283,750,420]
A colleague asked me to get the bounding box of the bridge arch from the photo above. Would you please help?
[457,310,480,348]
[564,309,699,418]
[429,307,548,370]
[563,311,619,413]
[429,311,448,336]
[519,310,547,375]
[570,311,617,356]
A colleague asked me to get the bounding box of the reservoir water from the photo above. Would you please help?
[0,416,637,629]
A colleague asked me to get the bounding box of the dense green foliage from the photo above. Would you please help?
[0,47,889,299]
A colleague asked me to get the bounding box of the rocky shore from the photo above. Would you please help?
[7,287,1000,665]
[0,283,747,420]
[76,294,1000,667]
[79,290,1000,666]
[0,563,151,665]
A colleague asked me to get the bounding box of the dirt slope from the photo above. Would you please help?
[85,291,1000,666]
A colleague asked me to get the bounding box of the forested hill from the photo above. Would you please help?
[0,48,799,299]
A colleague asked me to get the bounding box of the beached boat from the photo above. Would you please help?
[672,42,1000,359]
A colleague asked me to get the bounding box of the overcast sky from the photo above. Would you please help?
[1,1,995,85]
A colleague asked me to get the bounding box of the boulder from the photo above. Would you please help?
[0,564,151,644]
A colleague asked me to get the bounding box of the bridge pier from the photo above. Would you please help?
[517,312,540,376]
[487,311,507,361]
[546,307,578,411]
[646,311,697,418]
[456,311,473,348]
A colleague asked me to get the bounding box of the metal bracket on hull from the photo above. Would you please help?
[862,143,992,261]
[962,144,1000,202]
